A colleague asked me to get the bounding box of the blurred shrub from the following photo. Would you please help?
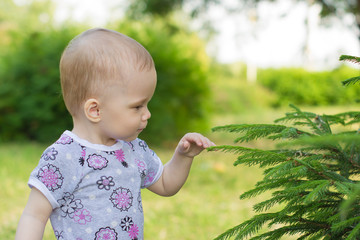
[258,66,360,106]
[0,27,77,142]
[209,62,277,114]
[113,19,211,144]
[0,19,211,144]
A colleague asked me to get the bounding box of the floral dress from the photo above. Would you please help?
[28,131,163,240]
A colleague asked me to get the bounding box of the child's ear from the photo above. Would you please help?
[84,98,101,123]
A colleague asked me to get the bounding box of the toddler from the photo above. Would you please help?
[15,28,215,240]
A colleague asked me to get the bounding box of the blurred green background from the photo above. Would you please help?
[1,0,359,239]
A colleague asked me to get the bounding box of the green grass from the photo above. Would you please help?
[2,106,358,239]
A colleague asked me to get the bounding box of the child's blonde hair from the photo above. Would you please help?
[60,28,155,117]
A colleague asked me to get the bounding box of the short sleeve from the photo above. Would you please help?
[132,139,164,189]
[28,142,82,209]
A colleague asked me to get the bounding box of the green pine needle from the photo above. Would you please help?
[342,76,360,86]
[339,55,360,65]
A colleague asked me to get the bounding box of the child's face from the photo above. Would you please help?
[98,67,157,143]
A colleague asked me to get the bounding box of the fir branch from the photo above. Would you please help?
[339,182,360,219]
[331,216,360,235]
[334,111,360,120]
[234,150,289,167]
[342,76,360,86]
[298,231,327,240]
[276,104,325,135]
[278,134,360,152]
[339,55,360,87]
[211,96,360,239]
[213,213,277,240]
[240,178,294,200]
[334,182,353,196]
[303,180,331,204]
[208,145,289,167]
[253,195,287,212]
[251,223,327,240]
[339,55,360,65]
[345,222,360,240]
[212,124,289,142]
[266,127,312,141]
[263,161,297,179]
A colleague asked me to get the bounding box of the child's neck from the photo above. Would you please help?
[72,118,117,146]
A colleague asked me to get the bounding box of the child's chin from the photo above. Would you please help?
[123,135,138,142]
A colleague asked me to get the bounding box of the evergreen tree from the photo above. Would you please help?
[209,55,360,239]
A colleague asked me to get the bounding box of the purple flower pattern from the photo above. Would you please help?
[144,169,156,187]
[97,176,115,191]
[79,145,86,166]
[37,164,63,192]
[33,137,162,239]
[115,149,128,167]
[128,224,139,240]
[120,216,139,240]
[94,227,118,240]
[110,187,133,211]
[56,135,73,145]
[41,147,58,161]
[57,192,83,218]
[87,154,108,170]
[73,209,92,225]
[135,159,146,177]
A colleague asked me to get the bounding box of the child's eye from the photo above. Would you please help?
[135,105,143,110]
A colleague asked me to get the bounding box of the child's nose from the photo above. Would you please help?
[142,107,151,121]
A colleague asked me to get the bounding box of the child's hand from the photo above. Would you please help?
[176,133,216,158]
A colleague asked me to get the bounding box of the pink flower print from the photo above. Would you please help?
[56,135,73,145]
[135,159,145,171]
[87,154,108,170]
[110,187,133,211]
[115,149,128,168]
[128,224,139,239]
[97,176,115,191]
[74,209,92,225]
[41,147,58,161]
[144,169,156,186]
[135,159,146,177]
[81,147,86,158]
[94,227,118,240]
[37,164,63,192]
[79,146,86,166]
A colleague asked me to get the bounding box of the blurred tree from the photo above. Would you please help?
[244,0,360,42]
[0,0,212,144]
[127,0,360,41]
[127,0,218,18]
[0,0,55,75]
[0,27,76,142]
[0,0,73,142]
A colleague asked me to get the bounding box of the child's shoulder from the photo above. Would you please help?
[40,131,80,161]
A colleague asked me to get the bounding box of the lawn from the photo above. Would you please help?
[1,105,357,239]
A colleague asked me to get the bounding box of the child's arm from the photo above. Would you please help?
[15,188,53,240]
[148,133,215,196]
